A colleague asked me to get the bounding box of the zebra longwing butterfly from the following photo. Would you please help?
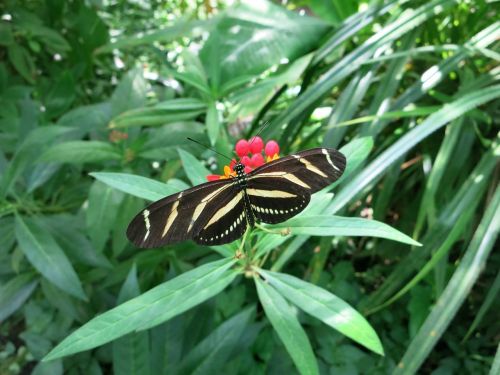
[127,148,346,248]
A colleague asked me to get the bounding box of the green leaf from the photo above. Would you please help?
[113,265,151,375]
[178,148,211,186]
[111,68,149,116]
[7,44,36,84]
[44,70,76,118]
[206,101,220,146]
[95,18,207,54]
[177,307,254,374]
[0,273,38,321]
[109,98,206,129]
[256,269,384,356]
[86,181,124,252]
[41,215,112,269]
[328,84,500,214]
[394,184,500,374]
[15,215,86,301]
[255,277,319,375]
[39,141,121,164]
[269,0,457,140]
[273,215,420,246]
[43,257,238,361]
[90,172,189,201]
[200,0,329,90]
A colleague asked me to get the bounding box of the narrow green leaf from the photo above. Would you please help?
[177,307,254,375]
[113,265,151,375]
[328,84,500,214]
[394,184,500,374]
[43,258,238,361]
[463,271,500,342]
[178,148,211,186]
[15,215,86,301]
[39,141,121,163]
[269,0,456,139]
[109,98,206,129]
[257,269,384,356]
[274,215,420,246]
[95,18,207,54]
[490,344,500,375]
[255,277,319,375]
[86,181,124,252]
[0,273,38,321]
[90,172,189,201]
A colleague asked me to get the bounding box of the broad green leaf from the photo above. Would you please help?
[39,141,121,164]
[24,23,70,53]
[7,44,36,84]
[57,102,112,134]
[269,0,456,140]
[90,172,189,201]
[394,184,500,374]
[41,214,112,269]
[43,258,238,361]
[257,269,384,356]
[86,181,124,252]
[176,307,254,375]
[15,215,86,301]
[273,215,420,246]
[255,277,319,375]
[109,98,206,129]
[178,148,211,186]
[111,68,149,116]
[0,126,73,198]
[44,70,76,118]
[0,273,38,321]
[200,0,329,90]
[113,265,151,375]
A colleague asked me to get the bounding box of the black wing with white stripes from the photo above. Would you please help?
[126,147,346,248]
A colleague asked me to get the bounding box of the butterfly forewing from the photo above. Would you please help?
[126,179,233,248]
[246,177,310,224]
[248,148,346,194]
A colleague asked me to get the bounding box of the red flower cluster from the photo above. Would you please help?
[207,137,280,181]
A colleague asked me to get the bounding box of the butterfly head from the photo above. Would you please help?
[234,162,245,176]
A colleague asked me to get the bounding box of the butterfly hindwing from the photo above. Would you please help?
[246,177,310,224]
[126,179,234,248]
[193,188,248,246]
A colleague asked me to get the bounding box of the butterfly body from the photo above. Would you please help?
[127,148,346,248]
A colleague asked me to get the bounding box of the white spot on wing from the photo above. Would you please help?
[143,209,151,242]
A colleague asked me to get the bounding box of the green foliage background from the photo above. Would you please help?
[0,0,499,374]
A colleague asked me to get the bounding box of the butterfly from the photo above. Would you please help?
[127,148,346,248]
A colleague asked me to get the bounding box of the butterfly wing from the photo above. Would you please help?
[127,178,235,248]
[246,148,346,224]
[192,188,248,246]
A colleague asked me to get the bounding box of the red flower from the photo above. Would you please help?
[205,138,281,181]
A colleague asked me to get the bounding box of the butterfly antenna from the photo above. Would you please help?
[248,120,271,147]
[187,137,233,162]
